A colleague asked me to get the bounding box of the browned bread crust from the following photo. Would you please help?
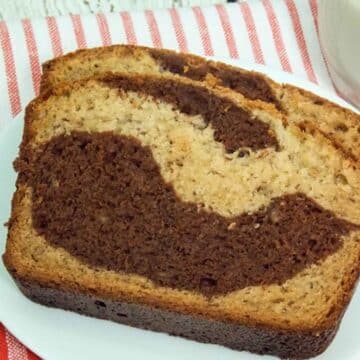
[16,278,341,359]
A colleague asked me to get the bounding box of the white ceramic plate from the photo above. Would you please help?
[0,59,359,360]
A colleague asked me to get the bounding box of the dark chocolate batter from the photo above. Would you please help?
[15,132,356,296]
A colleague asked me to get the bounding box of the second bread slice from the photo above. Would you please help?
[41,45,360,161]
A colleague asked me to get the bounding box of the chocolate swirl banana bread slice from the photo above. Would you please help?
[40,44,360,161]
[4,74,360,359]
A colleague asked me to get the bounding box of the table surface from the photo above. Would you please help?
[0,0,227,20]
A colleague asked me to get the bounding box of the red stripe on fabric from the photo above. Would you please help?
[285,0,317,83]
[308,0,330,72]
[145,10,162,48]
[308,0,319,34]
[0,21,21,116]
[0,325,9,360]
[239,2,264,64]
[96,13,112,46]
[120,11,137,45]
[308,0,337,92]
[70,14,87,49]
[5,330,29,360]
[26,349,40,360]
[168,8,188,52]
[215,4,239,59]
[261,0,292,72]
[192,6,214,56]
[22,19,42,95]
[46,16,63,57]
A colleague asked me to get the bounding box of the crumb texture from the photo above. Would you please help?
[28,80,360,221]
[103,75,279,153]
[41,45,360,160]
[147,48,281,107]
[16,132,357,296]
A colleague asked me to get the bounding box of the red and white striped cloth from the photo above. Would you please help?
[0,0,333,358]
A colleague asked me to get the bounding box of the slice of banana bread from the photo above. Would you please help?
[40,45,360,161]
[4,73,360,359]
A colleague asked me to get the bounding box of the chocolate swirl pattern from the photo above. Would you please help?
[16,132,357,296]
